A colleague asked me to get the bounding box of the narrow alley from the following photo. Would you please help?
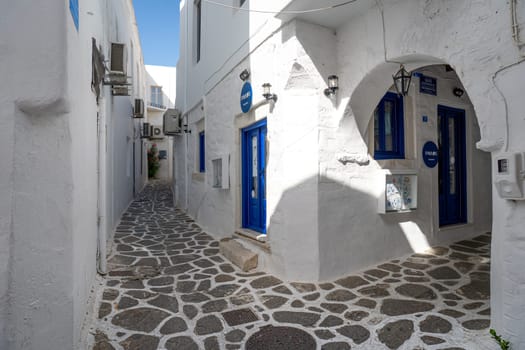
[90,184,492,350]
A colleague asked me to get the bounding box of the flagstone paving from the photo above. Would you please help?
[88,183,493,349]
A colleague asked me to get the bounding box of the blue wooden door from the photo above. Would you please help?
[242,119,267,233]
[438,105,467,226]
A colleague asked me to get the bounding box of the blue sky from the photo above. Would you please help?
[133,0,180,67]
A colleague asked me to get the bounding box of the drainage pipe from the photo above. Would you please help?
[511,0,521,47]
[96,108,108,275]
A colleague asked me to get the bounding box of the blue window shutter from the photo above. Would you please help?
[199,132,205,172]
[374,92,404,160]
[70,0,79,31]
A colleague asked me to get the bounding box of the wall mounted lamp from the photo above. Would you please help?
[239,69,250,81]
[393,64,412,96]
[453,87,464,98]
[324,75,339,97]
[262,83,278,102]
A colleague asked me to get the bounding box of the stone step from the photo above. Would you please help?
[219,238,258,272]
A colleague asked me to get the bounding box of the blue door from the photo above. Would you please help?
[438,105,467,226]
[242,119,267,233]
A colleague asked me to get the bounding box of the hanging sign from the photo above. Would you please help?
[419,75,437,95]
[422,141,439,168]
[240,82,253,113]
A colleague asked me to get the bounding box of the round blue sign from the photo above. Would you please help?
[422,141,439,168]
[240,82,252,113]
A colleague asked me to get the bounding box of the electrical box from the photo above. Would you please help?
[494,152,525,200]
[212,155,230,189]
[378,171,418,213]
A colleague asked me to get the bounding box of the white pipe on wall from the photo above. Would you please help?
[96,107,108,275]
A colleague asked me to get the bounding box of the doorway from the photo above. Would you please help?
[241,119,267,233]
[438,105,467,226]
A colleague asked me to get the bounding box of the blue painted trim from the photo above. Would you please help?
[374,92,405,160]
[69,0,79,31]
[241,119,267,233]
[199,131,205,172]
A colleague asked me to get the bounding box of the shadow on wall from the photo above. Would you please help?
[266,171,430,282]
[265,59,491,282]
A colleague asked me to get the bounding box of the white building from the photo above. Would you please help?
[175,0,525,346]
[145,65,177,181]
[0,1,147,349]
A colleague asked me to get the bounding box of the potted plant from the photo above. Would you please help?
[147,143,160,179]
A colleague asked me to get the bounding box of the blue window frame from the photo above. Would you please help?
[69,0,79,31]
[199,131,205,172]
[374,92,404,159]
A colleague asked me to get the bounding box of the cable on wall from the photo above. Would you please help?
[202,0,359,14]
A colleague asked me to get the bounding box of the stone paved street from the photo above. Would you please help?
[89,184,493,349]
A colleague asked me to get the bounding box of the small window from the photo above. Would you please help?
[194,0,202,63]
[212,158,222,188]
[150,86,164,108]
[199,131,205,172]
[374,92,404,159]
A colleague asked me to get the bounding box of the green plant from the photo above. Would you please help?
[147,143,160,178]
[490,329,510,350]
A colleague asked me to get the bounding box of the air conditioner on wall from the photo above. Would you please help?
[104,42,131,87]
[141,122,151,139]
[110,43,126,74]
[134,99,144,118]
[112,85,130,96]
[151,126,163,139]
[163,108,182,135]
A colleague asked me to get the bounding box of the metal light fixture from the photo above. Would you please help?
[393,64,412,96]
[453,87,464,98]
[324,75,339,97]
[239,69,250,81]
[262,83,277,102]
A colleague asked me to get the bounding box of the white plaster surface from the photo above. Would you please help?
[145,65,176,182]
[0,1,147,349]
[174,0,525,345]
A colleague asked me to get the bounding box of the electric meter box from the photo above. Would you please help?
[494,152,525,200]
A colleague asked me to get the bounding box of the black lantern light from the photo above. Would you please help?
[453,87,464,98]
[393,64,412,96]
[324,75,339,97]
[239,69,250,81]
[262,83,278,102]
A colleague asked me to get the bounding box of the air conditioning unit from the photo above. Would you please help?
[112,85,130,96]
[134,99,144,118]
[163,108,181,135]
[151,126,164,139]
[110,43,126,74]
[104,42,131,86]
[141,122,151,139]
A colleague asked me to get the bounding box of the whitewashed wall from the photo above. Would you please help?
[146,65,176,108]
[145,65,176,181]
[326,2,524,344]
[176,0,297,114]
[177,0,525,346]
[0,1,147,349]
